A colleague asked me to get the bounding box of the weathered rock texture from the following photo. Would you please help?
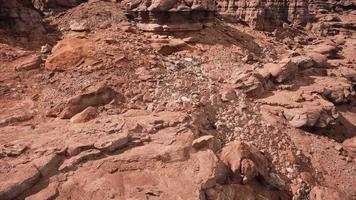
[126,0,216,31]
[0,0,44,43]
[217,0,310,31]
[32,0,87,11]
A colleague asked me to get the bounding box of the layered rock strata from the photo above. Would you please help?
[216,0,310,31]
[31,0,87,11]
[0,0,43,33]
[0,0,46,47]
[126,0,216,31]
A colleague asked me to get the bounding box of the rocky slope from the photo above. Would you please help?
[0,0,355,200]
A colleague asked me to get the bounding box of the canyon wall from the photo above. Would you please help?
[216,0,310,31]
[126,0,313,31]
[0,0,46,46]
[126,0,216,31]
[31,0,87,11]
[0,0,43,32]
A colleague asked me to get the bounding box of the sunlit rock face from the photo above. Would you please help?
[126,0,312,32]
[126,0,216,31]
[216,0,310,31]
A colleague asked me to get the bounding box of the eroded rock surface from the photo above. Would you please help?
[1,0,356,199]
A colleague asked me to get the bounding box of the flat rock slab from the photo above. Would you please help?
[25,182,59,200]
[94,132,129,152]
[59,149,101,172]
[0,164,41,200]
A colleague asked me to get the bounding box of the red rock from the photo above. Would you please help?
[219,141,272,184]
[94,132,129,152]
[151,39,190,55]
[0,164,41,200]
[25,182,59,200]
[45,37,93,71]
[59,149,101,172]
[306,52,328,67]
[264,58,298,83]
[32,0,84,11]
[60,86,124,119]
[291,56,314,69]
[31,154,61,176]
[69,20,89,32]
[220,87,237,102]
[14,54,42,71]
[313,43,339,58]
[343,136,356,158]
[217,0,309,31]
[70,106,98,123]
[66,141,95,156]
[309,186,348,200]
[192,135,221,152]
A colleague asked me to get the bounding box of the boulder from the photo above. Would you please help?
[343,136,356,158]
[70,106,98,123]
[290,56,314,69]
[307,52,328,67]
[283,106,324,128]
[194,150,228,189]
[220,87,237,102]
[229,71,265,97]
[192,135,221,152]
[219,141,271,184]
[264,59,298,83]
[14,54,42,71]
[69,20,89,32]
[313,43,340,58]
[59,86,124,119]
[45,37,93,71]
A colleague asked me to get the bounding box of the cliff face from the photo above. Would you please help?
[216,0,309,31]
[126,0,312,32]
[126,0,216,31]
[127,0,216,12]
[31,0,87,11]
[0,0,46,47]
[0,0,43,32]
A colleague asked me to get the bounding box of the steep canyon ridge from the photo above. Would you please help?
[0,0,355,199]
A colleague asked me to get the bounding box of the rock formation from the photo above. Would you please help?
[1,0,356,199]
[216,0,309,31]
[125,0,216,31]
[32,0,87,11]
[0,0,45,46]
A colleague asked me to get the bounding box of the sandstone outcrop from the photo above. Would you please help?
[0,0,45,46]
[1,0,356,199]
[126,0,216,31]
[217,0,309,31]
[59,86,124,119]
[32,0,87,11]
